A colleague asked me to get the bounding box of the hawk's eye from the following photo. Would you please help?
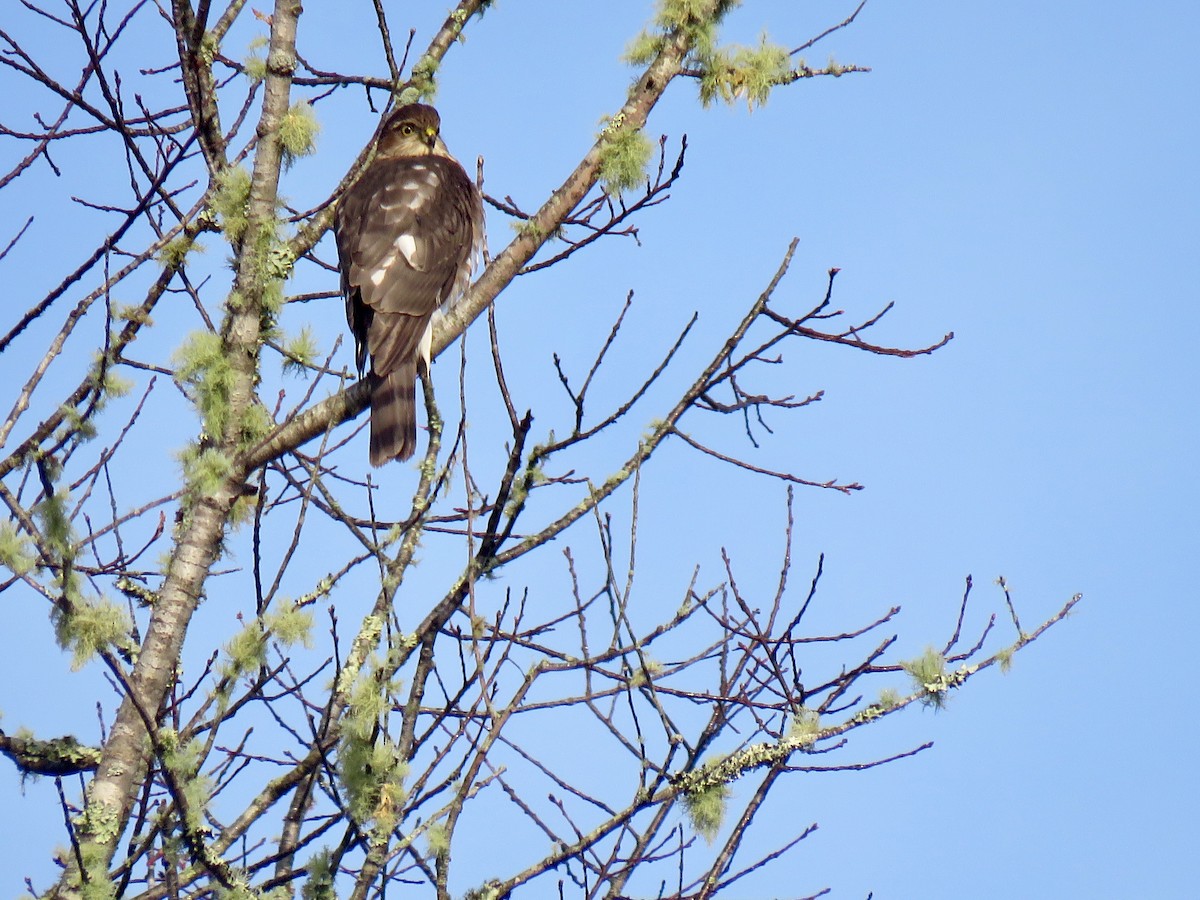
[399,123,415,136]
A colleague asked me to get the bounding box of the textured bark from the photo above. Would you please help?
[51,0,304,892]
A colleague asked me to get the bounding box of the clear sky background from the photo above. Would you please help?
[2,1,1197,897]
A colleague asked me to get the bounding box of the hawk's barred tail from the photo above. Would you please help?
[369,363,418,465]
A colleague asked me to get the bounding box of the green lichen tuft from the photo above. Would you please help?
[158,235,202,270]
[596,114,653,196]
[877,686,901,710]
[426,821,450,858]
[213,878,283,900]
[656,0,742,33]
[279,100,320,168]
[212,165,252,243]
[901,647,951,709]
[173,325,272,457]
[629,657,663,688]
[404,57,440,103]
[56,403,97,443]
[301,849,335,900]
[178,446,235,497]
[97,365,133,400]
[788,707,820,744]
[511,219,565,242]
[343,661,395,741]
[37,489,73,559]
[281,326,318,376]
[698,36,791,109]
[996,646,1015,674]
[654,0,741,58]
[463,882,504,900]
[250,225,294,309]
[162,736,214,831]
[238,402,274,449]
[198,31,220,65]
[0,522,37,576]
[244,35,269,83]
[335,615,383,694]
[272,601,315,648]
[174,330,235,439]
[338,735,408,830]
[624,29,665,66]
[681,776,730,844]
[336,653,410,832]
[78,841,118,900]
[113,303,153,326]
[220,618,268,686]
[51,595,134,670]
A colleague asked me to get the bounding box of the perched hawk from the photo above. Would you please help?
[335,103,484,464]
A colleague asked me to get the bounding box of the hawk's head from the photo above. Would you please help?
[377,103,446,160]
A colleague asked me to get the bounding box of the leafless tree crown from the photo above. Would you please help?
[0,2,1077,898]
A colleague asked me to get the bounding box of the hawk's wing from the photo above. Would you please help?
[335,155,482,377]
[335,153,482,464]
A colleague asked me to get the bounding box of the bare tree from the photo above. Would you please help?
[0,2,1079,898]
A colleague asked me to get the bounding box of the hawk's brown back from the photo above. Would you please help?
[335,146,482,464]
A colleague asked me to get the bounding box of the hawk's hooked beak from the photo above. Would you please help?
[422,127,438,148]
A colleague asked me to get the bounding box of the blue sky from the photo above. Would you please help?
[2,1,1197,897]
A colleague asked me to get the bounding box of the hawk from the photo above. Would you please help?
[335,103,484,465]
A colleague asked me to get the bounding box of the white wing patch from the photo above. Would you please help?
[418,314,435,370]
[369,250,398,287]
[353,156,472,296]
[395,233,419,268]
